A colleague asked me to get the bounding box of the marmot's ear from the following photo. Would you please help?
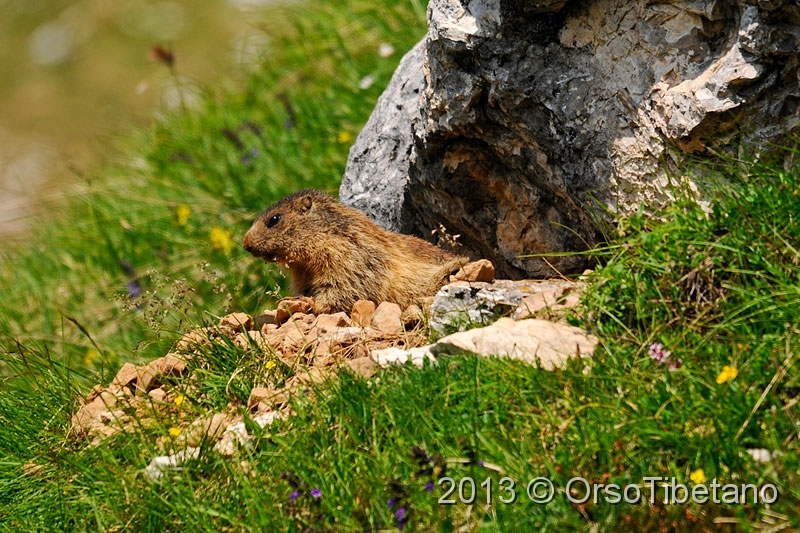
[299,194,313,212]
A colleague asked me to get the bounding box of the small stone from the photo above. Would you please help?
[136,353,188,393]
[261,322,278,335]
[286,367,328,387]
[176,327,216,351]
[111,363,138,390]
[99,408,127,425]
[144,447,200,482]
[401,304,424,329]
[371,302,403,335]
[513,290,564,318]
[513,283,584,319]
[85,384,104,402]
[314,338,333,357]
[184,413,230,447]
[98,390,119,407]
[234,330,269,351]
[314,312,352,331]
[247,387,272,410]
[313,325,365,357]
[264,328,286,350]
[345,357,378,379]
[214,420,250,456]
[219,312,253,337]
[351,300,377,327]
[362,326,384,341]
[451,259,495,283]
[561,290,582,308]
[264,388,292,409]
[277,318,311,351]
[148,388,167,402]
[233,332,249,348]
[214,412,285,456]
[253,411,283,427]
[319,326,364,344]
[275,297,315,325]
[371,346,436,368]
[254,310,277,329]
[746,448,777,463]
[160,352,188,373]
[71,396,115,436]
[89,424,119,442]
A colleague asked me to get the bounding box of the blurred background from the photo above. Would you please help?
[0,0,280,235]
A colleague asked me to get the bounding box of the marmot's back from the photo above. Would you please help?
[243,189,465,313]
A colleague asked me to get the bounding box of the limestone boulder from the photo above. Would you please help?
[341,0,800,278]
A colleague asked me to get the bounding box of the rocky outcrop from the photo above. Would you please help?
[72,265,594,476]
[429,278,585,335]
[341,0,800,278]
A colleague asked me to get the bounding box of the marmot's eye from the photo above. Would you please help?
[266,214,281,228]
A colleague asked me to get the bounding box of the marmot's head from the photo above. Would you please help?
[243,189,335,265]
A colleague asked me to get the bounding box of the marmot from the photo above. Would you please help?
[243,189,466,313]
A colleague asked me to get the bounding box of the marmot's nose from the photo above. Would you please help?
[242,231,254,253]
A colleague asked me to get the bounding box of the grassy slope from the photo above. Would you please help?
[0,0,427,384]
[1,0,799,530]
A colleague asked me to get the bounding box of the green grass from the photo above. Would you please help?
[1,0,799,530]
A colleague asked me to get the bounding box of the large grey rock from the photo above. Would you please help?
[341,0,800,278]
[339,41,426,230]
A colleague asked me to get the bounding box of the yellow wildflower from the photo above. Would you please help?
[168,427,181,437]
[210,226,235,255]
[83,349,99,366]
[265,360,277,370]
[690,469,706,484]
[716,365,738,384]
[337,131,352,144]
[174,394,185,407]
[176,205,191,226]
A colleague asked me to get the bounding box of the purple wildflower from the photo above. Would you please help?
[395,507,408,530]
[310,487,322,498]
[289,490,300,502]
[240,148,259,165]
[424,481,434,493]
[126,280,143,299]
[414,467,433,478]
[387,497,398,510]
[648,343,671,364]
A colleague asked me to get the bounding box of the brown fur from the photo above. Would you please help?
[243,189,466,313]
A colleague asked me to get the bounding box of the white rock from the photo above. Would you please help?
[214,411,285,456]
[433,318,596,369]
[371,346,436,368]
[378,43,395,57]
[371,317,596,370]
[144,447,200,482]
[745,448,778,463]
